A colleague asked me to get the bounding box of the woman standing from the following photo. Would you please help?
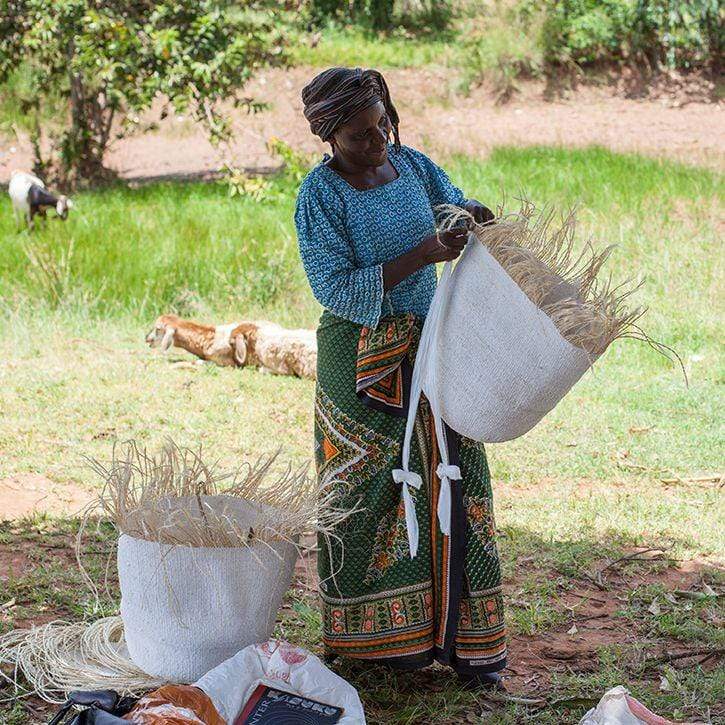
[295,68,507,688]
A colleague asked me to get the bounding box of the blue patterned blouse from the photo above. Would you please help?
[295,144,466,328]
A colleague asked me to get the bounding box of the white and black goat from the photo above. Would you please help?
[8,171,73,229]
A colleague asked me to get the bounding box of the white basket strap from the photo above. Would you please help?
[392,469,423,558]
[394,252,461,557]
[435,463,461,537]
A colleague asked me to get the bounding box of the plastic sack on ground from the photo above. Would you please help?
[194,639,365,724]
[579,685,693,725]
[125,684,225,724]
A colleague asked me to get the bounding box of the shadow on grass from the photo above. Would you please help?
[0,516,722,724]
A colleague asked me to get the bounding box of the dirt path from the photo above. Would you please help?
[0,474,92,519]
[1,68,722,183]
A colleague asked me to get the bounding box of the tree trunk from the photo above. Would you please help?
[62,42,113,188]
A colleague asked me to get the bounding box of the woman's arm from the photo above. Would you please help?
[383,227,468,291]
[296,182,388,327]
[402,147,495,226]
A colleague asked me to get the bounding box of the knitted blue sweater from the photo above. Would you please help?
[295,144,465,328]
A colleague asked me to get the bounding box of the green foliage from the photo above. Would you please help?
[290,24,453,68]
[529,0,723,70]
[223,138,313,202]
[0,1,286,186]
[632,0,723,70]
[267,137,315,186]
[308,0,452,33]
[458,1,544,100]
[357,0,396,30]
[309,0,392,29]
[224,168,274,201]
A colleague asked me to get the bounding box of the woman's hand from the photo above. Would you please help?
[465,199,495,226]
[416,228,468,265]
[382,228,468,292]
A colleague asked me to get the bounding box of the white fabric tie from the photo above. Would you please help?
[393,248,469,558]
[392,469,423,558]
[436,463,461,536]
[436,464,461,481]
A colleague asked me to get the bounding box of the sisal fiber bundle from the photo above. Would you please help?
[437,201,649,357]
[0,442,350,698]
[89,440,335,549]
[0,617,164,703]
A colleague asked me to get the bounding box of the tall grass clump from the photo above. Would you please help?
[458,1,544,100]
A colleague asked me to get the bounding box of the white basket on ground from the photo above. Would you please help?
[117,496,298,682]
[0,442,350,702]
[394,202,667,558]
[92,442,330,683]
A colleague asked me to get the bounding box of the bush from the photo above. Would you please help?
[308,0,452,33]
[632,0,723,71]
[309,0,394,30]
[530,0,722,71]
[459,1,544,100]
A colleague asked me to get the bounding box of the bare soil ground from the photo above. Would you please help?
[0,474,91,519]
[1,68,723,184]
[1,524,721,723]
[292,544,721,703]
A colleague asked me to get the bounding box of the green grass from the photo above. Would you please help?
[0,177,314,325]
[0,146,723,722]
[0,516,117,635]
[290,25,457,69]
[1,146,722,495]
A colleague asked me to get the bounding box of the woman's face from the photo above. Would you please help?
[331,101,392,168]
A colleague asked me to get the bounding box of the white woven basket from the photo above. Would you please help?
[117,496,298,682]
[394,235,597,558]
[435,238,596,442]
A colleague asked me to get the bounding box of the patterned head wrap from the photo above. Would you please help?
[301,67,401,150]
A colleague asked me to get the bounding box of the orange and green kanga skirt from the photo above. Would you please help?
[314,310,507,674]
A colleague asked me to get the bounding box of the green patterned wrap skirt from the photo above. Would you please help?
[315,310,507,673]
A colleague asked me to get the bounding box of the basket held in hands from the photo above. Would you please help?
[393,202,655,559]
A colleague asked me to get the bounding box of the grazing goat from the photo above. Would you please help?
[8,170,73,229]
[146,314,317,380]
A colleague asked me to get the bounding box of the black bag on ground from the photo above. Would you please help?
[48,690,137,725]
